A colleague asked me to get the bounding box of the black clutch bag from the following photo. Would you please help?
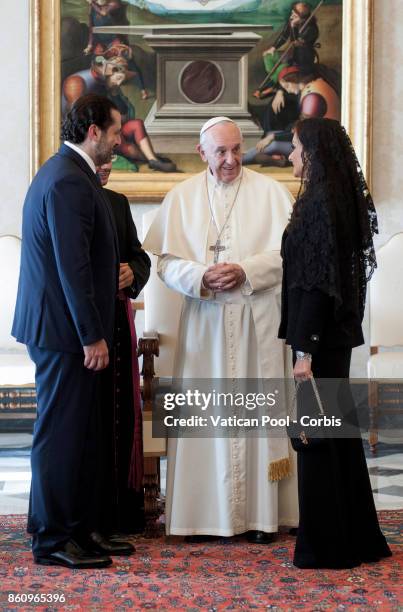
[287,377,327,452]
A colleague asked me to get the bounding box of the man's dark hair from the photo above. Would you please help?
[292,2,312,19]
[61,94,119,144]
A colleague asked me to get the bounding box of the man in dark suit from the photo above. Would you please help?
[12,94,133,568]
[96,161,150,535]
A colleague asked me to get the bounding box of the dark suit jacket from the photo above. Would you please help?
[104,188,150,298]
[278,231,364,354]
[12,144,119,353]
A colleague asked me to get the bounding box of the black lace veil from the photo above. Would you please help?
[286,118,378,320]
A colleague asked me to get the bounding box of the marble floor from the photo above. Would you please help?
[0,433,402,515]
[0,433,32,514]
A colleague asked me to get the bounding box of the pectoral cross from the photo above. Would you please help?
[209,239,226,264]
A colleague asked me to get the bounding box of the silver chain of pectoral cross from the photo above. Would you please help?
[206,170,243,264]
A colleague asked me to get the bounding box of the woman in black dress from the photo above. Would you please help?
[279,118,392,569]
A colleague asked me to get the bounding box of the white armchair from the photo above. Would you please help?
[143,209,183,378]
[367,232,403,452]
[139,209,183,535]
[0,235,36,429]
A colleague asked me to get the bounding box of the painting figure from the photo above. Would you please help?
[84,1,149,100]
[253,1,322,105]
[63,46,176,172]
[84,0,129,56]
[244,65,340,167]
[263,2,320,73]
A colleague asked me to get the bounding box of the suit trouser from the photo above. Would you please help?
[27,345,101,557]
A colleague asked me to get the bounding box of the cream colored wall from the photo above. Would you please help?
[0,0,30,236]
[372,0,403,246]
[349,0,403,377]
[0,2,401,375]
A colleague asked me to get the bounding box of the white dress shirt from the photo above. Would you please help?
[64,141,96,174]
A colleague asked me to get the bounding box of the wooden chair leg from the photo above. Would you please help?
[143,457,164,538]
[138,334,164,537]
[369,429,378,454]
[368,380,379,454]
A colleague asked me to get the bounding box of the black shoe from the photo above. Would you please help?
[148,158,177,173]
[86,531,135,556]
[155,155,173,163]
[246,531,276,544]
[109,532,132,540]
[184,535,220,543]
[34,540,112,569]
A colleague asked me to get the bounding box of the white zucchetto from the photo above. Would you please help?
[199,116,235,137]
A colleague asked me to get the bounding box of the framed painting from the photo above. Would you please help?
[30,0,373,200]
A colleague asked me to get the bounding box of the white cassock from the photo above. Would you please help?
[143,167,299,536]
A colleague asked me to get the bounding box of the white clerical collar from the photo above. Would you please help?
[207,167,242,190]
[64,141,96,174]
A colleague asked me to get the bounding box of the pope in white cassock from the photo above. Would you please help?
[143,117,298,542]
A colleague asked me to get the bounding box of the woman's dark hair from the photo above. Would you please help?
[281,70,317,85]
[61,94,118,143]
[287,117,378,319]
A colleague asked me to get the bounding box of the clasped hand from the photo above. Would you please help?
[83,339,109,371]
[119,262,134,290]
[203,263,246,292]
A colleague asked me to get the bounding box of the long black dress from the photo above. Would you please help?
[99,188,151,535]
[279,230,392,569]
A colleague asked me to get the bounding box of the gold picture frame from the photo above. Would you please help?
[30,0,373,200]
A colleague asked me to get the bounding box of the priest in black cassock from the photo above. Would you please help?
[97,161,151,535]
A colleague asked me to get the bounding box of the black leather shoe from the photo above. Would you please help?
[34,540,112,569]
[184,535,220,543]
[246,531,276,544]
[87,532,135,556]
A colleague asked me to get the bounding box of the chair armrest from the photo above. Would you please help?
[137,332,164,537]
[138,332,159,411]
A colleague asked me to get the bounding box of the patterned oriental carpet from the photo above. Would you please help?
[0,513,402,611]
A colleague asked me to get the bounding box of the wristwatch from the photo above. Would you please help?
[295,351,312,361]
